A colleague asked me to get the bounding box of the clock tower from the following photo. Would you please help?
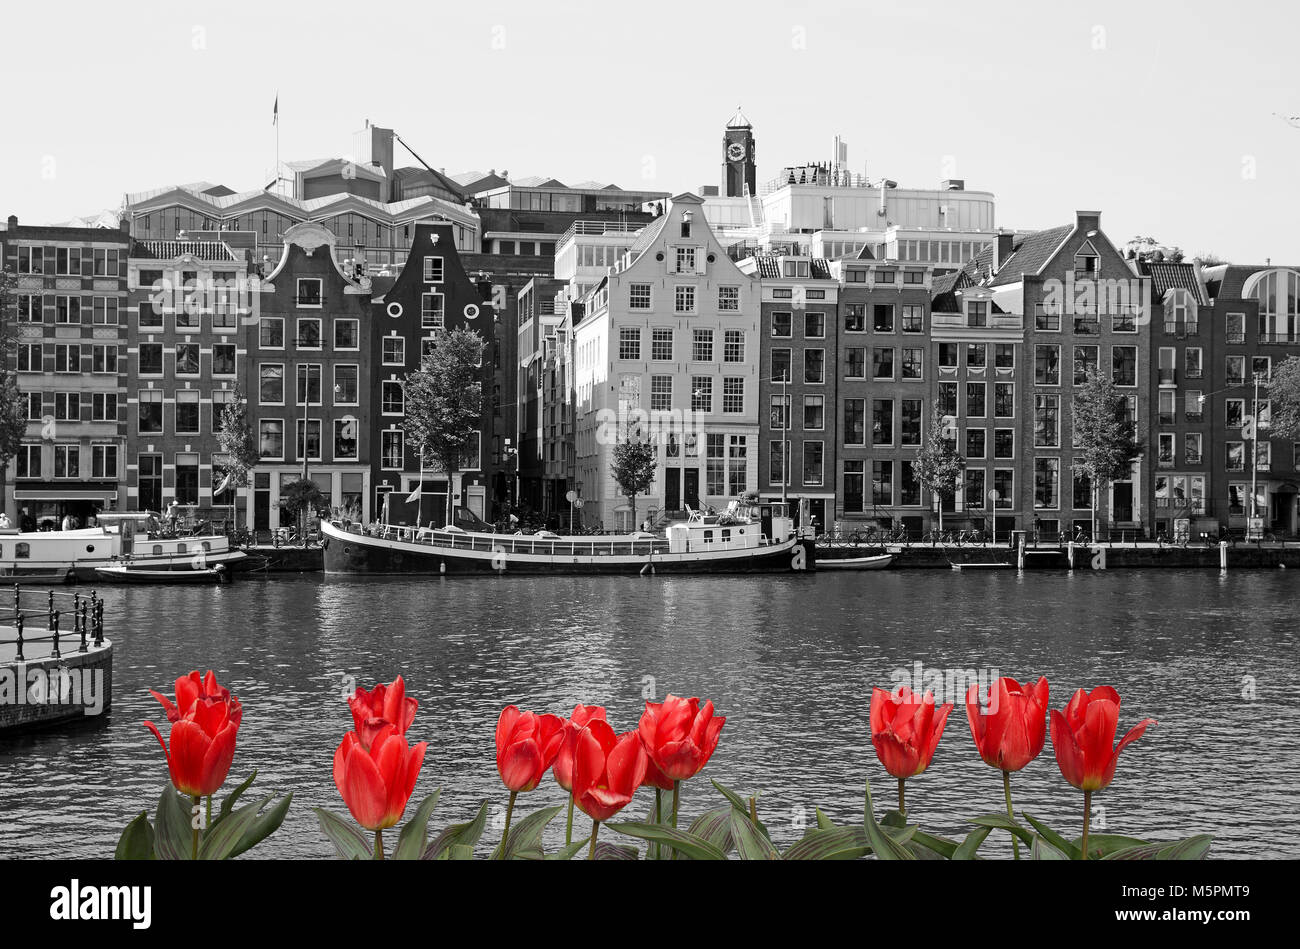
[722,107,756,198]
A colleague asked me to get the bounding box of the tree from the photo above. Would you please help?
[912,401,965,530]
[277,478,325,542]
[402,327,487,524]
[1071,369,1142,537]
[216,384,257,519]
[610,428,657,530]
[1269,355,1300,441]
[1192,253,1229,267]
[0,269,27,519]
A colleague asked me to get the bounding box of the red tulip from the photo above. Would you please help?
[870,686,953,779]
[572,721,648,822]
[965,676,1050,772]
[333,723,428,831]
[495,706,565,793]
[640,753,674,791]
[553,704,607,793]
[149,669,235,723]
[144,682,242,798]
[349,675,417,736]
[1050,686,1156,792]
[637,694,725,783]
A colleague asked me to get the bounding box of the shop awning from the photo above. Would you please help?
[12,489,117,501]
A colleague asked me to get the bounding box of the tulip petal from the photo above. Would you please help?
[341,742,390,830]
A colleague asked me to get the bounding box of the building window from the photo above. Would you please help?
[692,329,713,362]
[1035,345,1060,385]
[1073,346,1099,385]
[1035,395,1060,448]
[381,430,404,469]
[803,394,824,430]
[296,420,322,462]
[54,392,80,421]
[54,445,80,479]
[92,297,119,325]
[55,295,82,324]
[422,257,444,282]
[965,469,986,509]
[54,344,81,373]
[938,382,958,417]
[771,312,792,337]
[650,328,673,361]
[296,318,323,349]
[260,364,284,404]
[421,294,445,329]
[843,399,865,445]
[92,392,117,422]
[966,428,986,459]
[994,429,1015,459]
[17,444,42,478]
[718,286,739,311]
[1112,346,1137,386]
[651,376,673,411]
[723,329,744,362]
[901,305,924,333]
[691,377,712,413]
[771,394,790,433]
[334,319,359,350]
[901,347,923,379]
[138,390,163,433]
[1226,355,1245,386]
[260,318,284,349]
[805,312,825,338]
[845,347,866,379]
[872,460,893,505]
[845,304,865,332]
[938,342,958,369]
[723,377,744,414]
[706,434,725,496]
[967,301,989,327]
[334,418,358,460]
[995,383,1015,418]
[995,344,1015,369]
[844,460,865,512]
[1034,458,1060,509]
[16,294,41,323]
[629,284,651,309]
[804,349,825,384]
[382,337,406,365]
[211,389,233,432]
[296,278,323,306]
[675,246,697,274]
[900,460,921,506]
[872,399,893,446]
[967,343,986,369]
[967,382,986,418]
[176,391,200,434]
[619,326,641,360]
[872,347,894,380]
[256,420,283,460]
[803,441,824,487]
[873,304,894,332]
[382,381,405,415]
[771,348,791,383]
[993,469,1014,508]
[335,365,359,405]
[901,400,922,446]
[674,286,696,313]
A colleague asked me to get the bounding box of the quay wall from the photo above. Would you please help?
[0,641,113,735]
[246,546,324,572]
[817,544,1300,570]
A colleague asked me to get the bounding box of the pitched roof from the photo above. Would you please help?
[726,107,752,129]
[987,225,1074,287]
[1140,261,1206,304]
[627,216,667,260]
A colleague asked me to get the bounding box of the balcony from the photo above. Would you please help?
[1259,332,1300,345]
[558,219,647,246]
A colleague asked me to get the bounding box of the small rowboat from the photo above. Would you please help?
[950,561,1013,571]
[95,564,229,584]
[817,553,894,570]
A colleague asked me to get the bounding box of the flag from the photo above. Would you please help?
[215,471,234,496]
[272,94,278,126]
[406,482,422,504]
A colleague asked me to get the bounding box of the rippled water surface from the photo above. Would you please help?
[2,570,1297,859]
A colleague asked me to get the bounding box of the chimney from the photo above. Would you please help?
[6,214,17,229]
[1076,210,1101,234]
[995,229,1015,270]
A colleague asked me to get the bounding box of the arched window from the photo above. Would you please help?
[1163,288,1199,335]
[1245,268,1300,341]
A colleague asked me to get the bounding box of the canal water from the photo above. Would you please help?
[1,570,1296,859]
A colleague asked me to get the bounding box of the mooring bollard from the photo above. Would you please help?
[1220,540,1229,571]
[1067,541,1075,570]
[1017,534,1025,570]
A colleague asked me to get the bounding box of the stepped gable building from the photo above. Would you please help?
[1201,263,1300,536]
[124,236,250,516]
[2,216,131,524]
[250,223,374,528]
[369,222,495,526]
[571,193,761,531]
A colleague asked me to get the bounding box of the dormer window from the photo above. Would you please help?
[783,260,810,278]
[680,212,692,239]
[967,301,989,327]
[675,246,697,274]
[1074,241,1100,277]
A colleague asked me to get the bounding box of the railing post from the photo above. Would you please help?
[51,607,60,660]
[79,601,89,653]
[14,614,24,662]
[94,600,104,647]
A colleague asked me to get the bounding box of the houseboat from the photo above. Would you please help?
[0,513,248,583]
[321,499,815,576]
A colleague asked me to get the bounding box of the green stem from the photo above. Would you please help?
[671,781,680,861]
[749,796,759,826]
[1081,790,1092,860]
[374,828,384,860]
[1003,770,1020,861]
[588,820,600,860]
[897,778,905,818]
[205,795,212,832]
[653,787,663,860]
[493,791,517,860]
[565,794,574,846]
[191,794,201,860]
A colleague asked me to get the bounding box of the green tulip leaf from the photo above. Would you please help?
[1101,843,1167,860]
[880,809,907,828]
[114,812,155,861]
[228,792,292,860]
[1156,835,1213,861]
[592,841,640,860]
[815,808,837,830]
[968,813,1035,846]
[444,843,475,860]
[208,770,257,836]
[1078,833,1151,859]
[544,838,590,860]
[1031,835,1072,860]
[393,790,442,861]
[952,825,992,860]
[863,780,915,861]
[606,821,727,861]
[782,826,871,861]
[909,830,959,860]
[730,807,780,860]
[686,808,735,857]
[504,805,563,859]
[425,800,489,860]
[1021,813,1083,860]
[710,778,753,811]
[200,793,272,860]
[313,807,373,861]
[153,787,194,860]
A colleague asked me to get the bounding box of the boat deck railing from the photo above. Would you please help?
[0,587,107,662]
[348,522,673,557]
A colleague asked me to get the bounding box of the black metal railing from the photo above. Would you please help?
[1,587,106,662]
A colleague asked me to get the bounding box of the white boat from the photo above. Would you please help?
[95,563,230,584]
[816,553,894,570]
[0,512,247,582]
[322,499,816,576]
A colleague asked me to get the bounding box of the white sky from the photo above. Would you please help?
[4,0,1297,262]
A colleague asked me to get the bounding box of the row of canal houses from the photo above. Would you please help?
[5,197,1300,539]
[2,214,492,529]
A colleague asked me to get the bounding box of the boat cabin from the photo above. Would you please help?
[666,499,794,553]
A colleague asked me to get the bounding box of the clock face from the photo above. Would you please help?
[727,142,745,162]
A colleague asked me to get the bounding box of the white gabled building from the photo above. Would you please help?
[571,193,761,531]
